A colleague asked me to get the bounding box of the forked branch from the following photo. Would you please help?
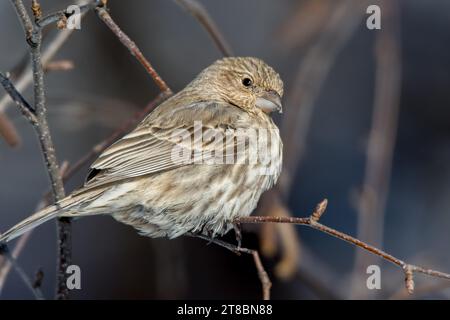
[237,199,450,295]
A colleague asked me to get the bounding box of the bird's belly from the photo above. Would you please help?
[115,162,278,239]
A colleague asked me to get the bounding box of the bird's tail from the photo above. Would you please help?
[0,194,85,243]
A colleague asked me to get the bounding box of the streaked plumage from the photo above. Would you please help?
[0,57,284,242]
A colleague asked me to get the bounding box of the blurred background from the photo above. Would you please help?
[1,0,450,299]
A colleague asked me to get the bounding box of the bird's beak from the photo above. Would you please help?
[255,90,282,114]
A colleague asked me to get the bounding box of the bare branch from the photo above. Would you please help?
[238,200,450,294]
[95,5,172,94]
[10,0,34,43]
[44,60,74,72]
[0,229,32,294]
[279,0,369,194]
[174,0,233,57]
[0,72,36,123]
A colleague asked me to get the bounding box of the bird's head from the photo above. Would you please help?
[191,57,284,115]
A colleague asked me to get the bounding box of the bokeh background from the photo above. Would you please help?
[1,0,450,299]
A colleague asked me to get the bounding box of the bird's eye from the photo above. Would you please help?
[242,78,253,87]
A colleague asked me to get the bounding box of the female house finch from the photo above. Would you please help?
[0,57,283,243]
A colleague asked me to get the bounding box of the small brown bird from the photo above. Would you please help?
[0,57,283,243]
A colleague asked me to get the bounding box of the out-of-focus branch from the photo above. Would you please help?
[238,200,450,295]
[258,0,369,281]
[35,1,100,29]
[0,230,32,295]
[280,0,369,193]
[44,59,74,72]
[174,0,233,57]
[0,114,20,147]
[277,0,336,50]
[351,0,402,298]
[0,244,44,299]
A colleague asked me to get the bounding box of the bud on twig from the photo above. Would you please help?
[311,198,328,222]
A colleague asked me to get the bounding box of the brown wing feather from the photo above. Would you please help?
[77,100,247,193]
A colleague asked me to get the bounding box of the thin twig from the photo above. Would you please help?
[238,199,450,294]
[95,5,172,94]
[0,245,44,299]
[44,60,74,72]
[10,0,34,42]
[187,233,271,300]
[36,1,100,29]
[0,229,32,294]
[174,0,233,57]
[0,72,36,123]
